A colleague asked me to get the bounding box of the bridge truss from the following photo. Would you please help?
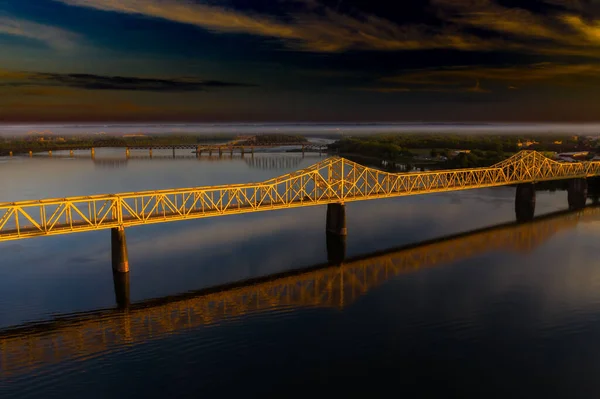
[1,150,599,241]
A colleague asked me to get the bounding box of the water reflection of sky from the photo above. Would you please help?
[4,153,600,397]
[0,152,596,329]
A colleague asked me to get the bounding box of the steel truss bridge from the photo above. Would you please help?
[1,206,598,378]
[0,150,598,243]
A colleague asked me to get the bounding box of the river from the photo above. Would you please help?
[1,148,600,398]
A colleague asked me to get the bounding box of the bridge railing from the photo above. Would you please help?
[2,151,600,241]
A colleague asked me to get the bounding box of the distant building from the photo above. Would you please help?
[558,151,588,159]
[450,150,471,157]
[517,140,539,148]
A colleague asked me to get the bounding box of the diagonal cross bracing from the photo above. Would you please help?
[0,151,598,242]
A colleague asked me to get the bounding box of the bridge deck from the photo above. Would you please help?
[1,150,599,241]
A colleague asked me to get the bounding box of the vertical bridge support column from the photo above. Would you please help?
[515,183,536,222]
[326,203,347,236]
[568,178,588,210]
[111,227,129,273]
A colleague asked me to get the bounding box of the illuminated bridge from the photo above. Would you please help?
[0,149,597,236]
[0,206,598,378]
[0,150,598,271]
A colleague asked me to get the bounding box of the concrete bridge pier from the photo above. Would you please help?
[196,146,201,157]
[149,148,153,158]
[69,150,74,157]
[568,178,588,210]
[9,151,12,157]
[126,147,130,159]
[48,150,52,157]
[326,203,347,236]
[112,270,130,309]
[91,147,95,159]
[326,233,346,265]
[111,227,130,273]
[172,147,176,158]
[29,150,32,157]
[218,147,223,158]
[515,183,536,222]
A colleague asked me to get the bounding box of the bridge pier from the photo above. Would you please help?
[48,150,52,157]
[218,147,222,157]
[172,147,176,158]
[29,150,32,157]
[515,183,536,222]
[69,150,74,157]
[149,148,153,158]
[326,203,347,236]
[113,270,130,309]
[91,147,95,158]
[9,151,12,157]
[111,227,130,273]
[126,147,130,159]
[326,233,346,265]
[568,178,587,210]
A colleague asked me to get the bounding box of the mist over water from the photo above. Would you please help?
[2,122,600,136]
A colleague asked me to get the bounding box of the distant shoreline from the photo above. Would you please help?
[2,122,600,137]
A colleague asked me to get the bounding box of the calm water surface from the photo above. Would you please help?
[1,149,600,398]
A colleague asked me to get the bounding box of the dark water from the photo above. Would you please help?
[1,149,600,398]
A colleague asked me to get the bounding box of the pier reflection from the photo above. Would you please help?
[2,206,600,378]
[40,153,315,171]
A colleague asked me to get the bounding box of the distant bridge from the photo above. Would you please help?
[0,206,598,378]
[9,142,327,157]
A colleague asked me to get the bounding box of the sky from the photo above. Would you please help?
[1,0,600,123]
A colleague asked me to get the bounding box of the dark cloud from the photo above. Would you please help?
[1,71,256,92]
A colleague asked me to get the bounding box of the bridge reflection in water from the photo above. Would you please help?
[44,154,312,171]
[1,206,599,378]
